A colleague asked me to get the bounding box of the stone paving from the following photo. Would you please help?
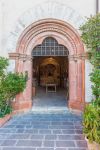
[0,111,88,150]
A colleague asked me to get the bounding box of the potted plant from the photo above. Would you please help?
[80,13,100,149]
[0,57,27,126]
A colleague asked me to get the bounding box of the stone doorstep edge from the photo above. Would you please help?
[0,114,12,127]
[0,107,82,128]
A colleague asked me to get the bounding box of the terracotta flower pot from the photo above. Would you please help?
[85,136,100,150]
[0,114,11,127]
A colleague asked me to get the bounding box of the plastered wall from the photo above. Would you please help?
[0,0,98,102]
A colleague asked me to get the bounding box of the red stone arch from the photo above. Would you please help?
[12,19,85,113]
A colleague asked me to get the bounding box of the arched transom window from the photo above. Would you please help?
[32,37,69,56]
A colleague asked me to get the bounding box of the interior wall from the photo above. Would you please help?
[33,56,68,88]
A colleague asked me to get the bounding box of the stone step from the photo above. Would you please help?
[31,107,82,116]
[9,113,82,125]
[31,107,69,114]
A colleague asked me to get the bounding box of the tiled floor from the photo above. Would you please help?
[0,112,88,150]
[32,87,68,107]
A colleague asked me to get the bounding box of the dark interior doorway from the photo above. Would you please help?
[32,37,69,107]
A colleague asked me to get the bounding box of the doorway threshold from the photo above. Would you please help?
[31,106,69,114]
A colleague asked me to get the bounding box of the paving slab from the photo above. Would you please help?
[0,112,88,150]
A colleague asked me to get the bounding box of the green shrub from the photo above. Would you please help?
[90,68,100,105]
[80,13,100,143]
[83,104,100,144]
[0,57,27,117]
[2,73,26,100]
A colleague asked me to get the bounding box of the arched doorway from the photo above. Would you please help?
[32,37,69,107]
[11,19,85,113]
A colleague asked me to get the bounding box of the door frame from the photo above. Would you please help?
[10,19,85,113]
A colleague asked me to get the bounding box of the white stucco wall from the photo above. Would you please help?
[1,0,96,55]
[0,1,2,55]
[0,0,98,103]
[85,60,93,102]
